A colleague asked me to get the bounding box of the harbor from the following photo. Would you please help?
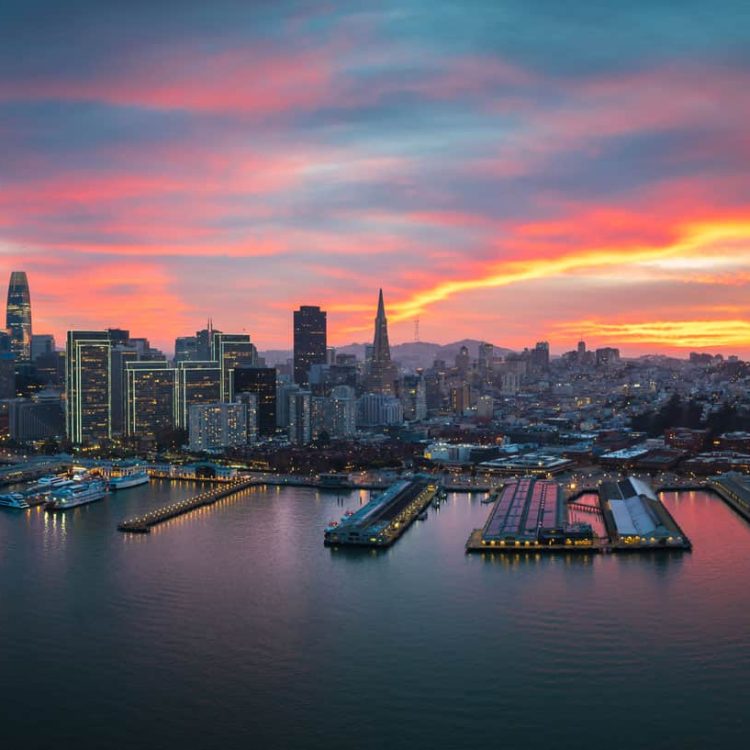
[324,479,438,547]
[467,475,692,554]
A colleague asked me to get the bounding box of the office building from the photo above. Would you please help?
[288,389,312,445]
[235,391,259,444]
[293,305,327,386]
[110,345,139,434]
[331,385,356,438]
[124,361,176,440]
[366,289,397,395]
[175,361,221,428]
[212,332,257,401]
[6,271,32,361]
[0,352,16,399]
[234,366,277,437]
[174,336,198,362]
[9,389,65,442]
[31,334,55,361]
[188,401,248,452]
[66,331,112,444]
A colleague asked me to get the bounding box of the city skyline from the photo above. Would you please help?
[2,2,750,355]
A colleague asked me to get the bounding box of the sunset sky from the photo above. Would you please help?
[2,1,750,355]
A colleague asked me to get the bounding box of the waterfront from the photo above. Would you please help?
[1,482,749,749]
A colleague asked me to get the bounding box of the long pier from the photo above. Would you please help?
[117,478,262,533]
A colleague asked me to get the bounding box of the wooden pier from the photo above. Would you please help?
[117,478,262,533]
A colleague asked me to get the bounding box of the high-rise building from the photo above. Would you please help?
[234,366,277,437]
[293,306,327,386]
[288,389,312,445]
[175,361,221,428]
[31,334,55,361]
[331,385,356,438]
[529,341,550,373]
[235,391,259,444]
[188,401,247,452]
[110,346,139,434]
[124,361,176,440]
[174,336,198,362]
[366,289,397,395]
[6,271,32,361]
[9,389,65,442]
[212,332,256,401]
[0,352,15,399]
[66,331,112,444]
[195,322,219,361]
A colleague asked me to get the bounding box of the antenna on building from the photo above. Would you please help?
[414,318,420,342]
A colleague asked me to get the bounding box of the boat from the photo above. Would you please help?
[45,479,108,511]
[109,469,150,491]
[417,510,428,521]
[0,492,30,510]
[35,475,75,490]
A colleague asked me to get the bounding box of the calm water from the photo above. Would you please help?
[1,481,749,750]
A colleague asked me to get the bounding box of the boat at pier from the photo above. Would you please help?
[109,469,150,491]
[45,479,108,511]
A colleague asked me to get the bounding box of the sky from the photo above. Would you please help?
[1,0,750,356]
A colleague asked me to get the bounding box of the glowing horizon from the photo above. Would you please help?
[2,1,750,356]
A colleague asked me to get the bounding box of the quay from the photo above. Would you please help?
[117,478,262,533]
[598,477,691,551]
[324,480,437,547]
[466,477,598,554]
[468,475,693,554]
[706,473,750,523]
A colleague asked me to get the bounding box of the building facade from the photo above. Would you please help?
[293,305,327,386]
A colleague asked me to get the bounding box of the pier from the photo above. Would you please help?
[324,480,438,547]
[706,474,750,523]
[117,478,262,533]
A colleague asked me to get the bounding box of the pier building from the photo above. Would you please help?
[600,477,690,549]
[324,479,436,547]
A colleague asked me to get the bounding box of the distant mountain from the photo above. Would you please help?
[260,340,513,370]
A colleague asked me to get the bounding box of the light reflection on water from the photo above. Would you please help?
[0,483,749,750]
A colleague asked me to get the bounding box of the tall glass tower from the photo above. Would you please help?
[293,306,327,385]
[6,271,32,361]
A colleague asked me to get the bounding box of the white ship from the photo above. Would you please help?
[109,469,150,491]
[45,479,108,511]
[0,492,30,509]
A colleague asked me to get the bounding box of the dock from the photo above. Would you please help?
[466,477,598,554]
[706,473,750,523]
[324,480,437,547]
[117,478,262,533]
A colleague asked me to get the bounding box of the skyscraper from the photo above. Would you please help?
[211,332,257,401]
[6,271,32,361]
[124,361,176,440]
[366,289,397,395]
[175,361,222,428]
[66,331,112,444]
[234,366,277,437]
[293,306,327,386]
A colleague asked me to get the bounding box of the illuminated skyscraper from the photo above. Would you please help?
[6,271,32,361]
[211,332,257,401]
[124,361,176,440]
[293,306,327,386]
[66,331,112,444]
[175,361,221,428]
[366,289,397,395]
[234,366,276,437]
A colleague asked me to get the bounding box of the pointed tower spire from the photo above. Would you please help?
[367,288,396,394]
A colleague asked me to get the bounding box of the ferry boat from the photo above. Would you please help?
[35,475,76,490]
[45,479,108,511]
[109,469,150,491]
[0,492,30,510]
